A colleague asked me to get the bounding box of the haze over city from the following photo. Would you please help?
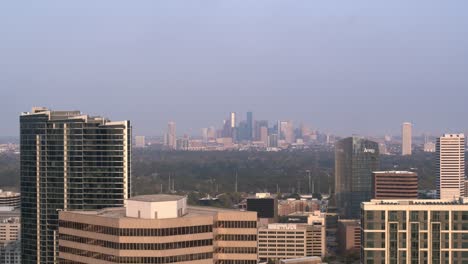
[1,1,468,136]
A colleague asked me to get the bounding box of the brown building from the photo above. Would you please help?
[372,171,418,199]
[337,219,360,255]
[58,195,257,264]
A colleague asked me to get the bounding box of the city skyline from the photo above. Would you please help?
[1,1,468,136]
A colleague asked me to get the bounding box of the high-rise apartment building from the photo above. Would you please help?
[20,107,131,264]
[58,195,257,264]
[436,134,465,200]
[165,121,177,149]
[361,199,468,264]
[335,137,379,218]
[372,171,418,199]
[402,122,412,155]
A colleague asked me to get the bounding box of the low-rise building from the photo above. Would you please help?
[58,194,257,264]
[0,207,20,264]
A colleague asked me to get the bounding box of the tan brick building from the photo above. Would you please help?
[58,195,257,264]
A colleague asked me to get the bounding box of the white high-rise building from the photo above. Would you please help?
[402,122,412,155]
[437,134,465,199]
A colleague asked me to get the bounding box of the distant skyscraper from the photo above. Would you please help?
[230,112,236,128]
[436,134,465,199]
[335,137,379,218]
[260,126,268,146]
[165,121,176,149]
[402,122,412,155]
[201,128,208,143]
[279,120,294,144]
[20,107,131,264]
[134,135,146,148]
[246,111,253,140]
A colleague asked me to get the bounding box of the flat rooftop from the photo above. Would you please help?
[129,194,185,203]
[64,205,239,219]
[364,198,468,206]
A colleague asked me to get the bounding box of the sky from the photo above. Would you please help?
[1,1,468,137]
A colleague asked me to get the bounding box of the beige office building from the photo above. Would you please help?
[135,136,146,148]
[437,134,465,200]
[0,207,21,264]
[402,122,412,155]
[258,212,325,262]
[337,219,360,255]
[361,199,468,264]
[58,195,257,264]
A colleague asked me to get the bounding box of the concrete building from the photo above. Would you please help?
[258,223,321,262]
[0,207,21,264]
[402,122,412,155]
[166,121,177,149]
[20,107,131,264]
[335,137,379,218]
[58,195,258,264]
[372,171,418,199]
[260,126,269,147]
[361,199,468,264]
[135,136,146,148]
[337,219,360,255]
[437,134,465,200]
[0,190,20,208]
[278,199,320,216]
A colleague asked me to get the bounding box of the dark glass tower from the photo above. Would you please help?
[20,107,131,264]
[335,136,379,219]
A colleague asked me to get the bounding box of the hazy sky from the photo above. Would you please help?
[1,1,468,137]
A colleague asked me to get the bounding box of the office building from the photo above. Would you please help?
[0,190,20,208]
[258,219,325,262]
[437,134,465,200]
[278,121,294,144]
[246,112,253,140]
[0,207,21,264]
[361,199,468,264]
[465,180,468,197]
[402,122,412,155]
[254,120,268,141]
[246,193,278,221]
[372,171,418,199]
[335,137,379,218]
[58,194,257,264]
[260,126,268,146]
[166,121,177,149]
[337,219,360,255]
[134,135,146,148]
[20,107,131,264]
[268,134,279,148]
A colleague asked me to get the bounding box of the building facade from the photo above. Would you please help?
[20,107,131,264]
[0,207,21,264]
[436,134,465,200]
[361,199,468,264]
[58,195,257,264]
[0,190,20,208]
[335,137,379,218]
[402,122,412,156]
[337,219,360,255]
[372,171,418,199]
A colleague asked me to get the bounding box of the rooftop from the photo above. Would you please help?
[129,194,185,203]
[364,198,468,206]
[372,171,415,174]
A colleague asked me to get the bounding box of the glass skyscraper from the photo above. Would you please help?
[335,136,379,219]
[20,107,131,264]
